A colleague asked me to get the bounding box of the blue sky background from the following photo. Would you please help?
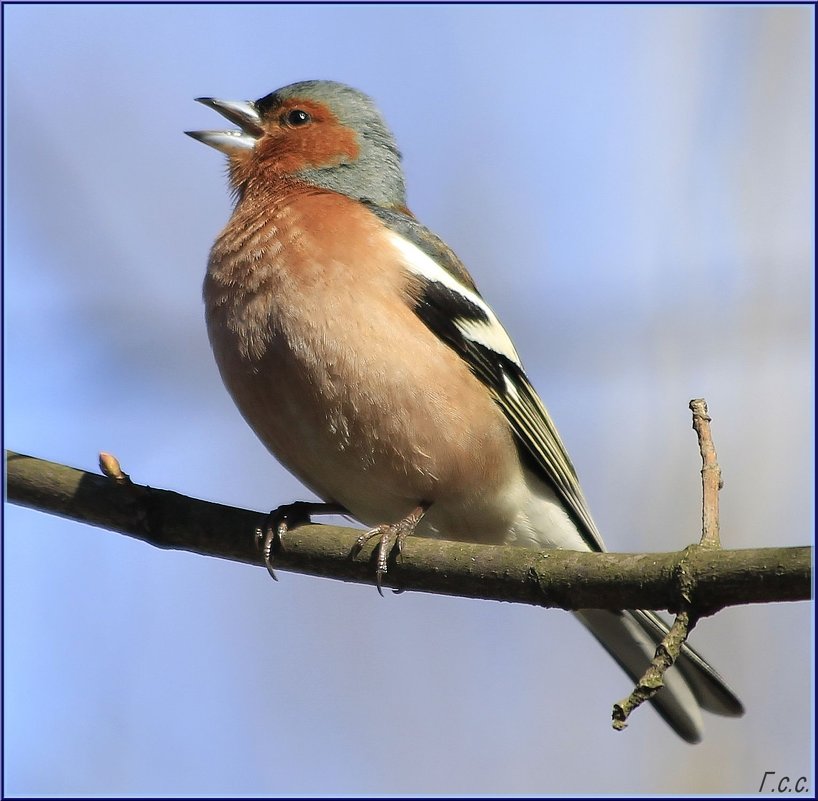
[4,4,813,795]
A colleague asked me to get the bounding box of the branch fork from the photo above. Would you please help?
[612,398,725,732]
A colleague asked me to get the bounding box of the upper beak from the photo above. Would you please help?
[185,98,263,155]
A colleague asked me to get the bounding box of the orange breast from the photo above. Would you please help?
[204,185,524,538]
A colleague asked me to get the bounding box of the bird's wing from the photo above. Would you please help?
[365,203,480,293]
[370,205,605,552]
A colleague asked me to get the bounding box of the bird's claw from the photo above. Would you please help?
[353,524,397,597]
[351,505,426,596]
[257,501,346,581]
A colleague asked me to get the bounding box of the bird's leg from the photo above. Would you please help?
[352,504,429,596]
[258,501,348,581]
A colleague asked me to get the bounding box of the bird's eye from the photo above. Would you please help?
[284,109,311,127]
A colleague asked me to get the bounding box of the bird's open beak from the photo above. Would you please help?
[185,98,263,155]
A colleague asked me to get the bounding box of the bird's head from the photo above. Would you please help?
[186,80,406,208]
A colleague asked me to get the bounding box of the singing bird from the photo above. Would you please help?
[187,80,743,742]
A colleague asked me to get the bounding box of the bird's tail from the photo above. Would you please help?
[575,608,745,743]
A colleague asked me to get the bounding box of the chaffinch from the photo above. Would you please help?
[187,80,743,742]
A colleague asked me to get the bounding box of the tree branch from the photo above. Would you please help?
[5,449,810,612]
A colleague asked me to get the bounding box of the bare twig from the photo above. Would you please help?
[612,398,727,733]
[612,611,697,732]
[690,398,723,550]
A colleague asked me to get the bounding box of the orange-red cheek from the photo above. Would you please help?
[227,101,361,192]
[260,122,360,173]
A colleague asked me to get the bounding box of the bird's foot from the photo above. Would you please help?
[258,501,347,581]
[352,504,427,596]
